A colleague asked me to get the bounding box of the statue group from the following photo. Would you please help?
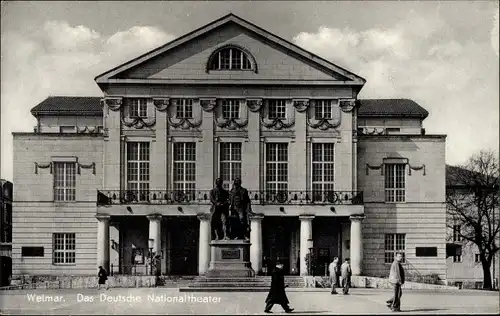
[210,177,254,241]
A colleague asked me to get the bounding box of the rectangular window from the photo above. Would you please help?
[453,225,462,242]
[128,99,148,118]
[53,233,76,264]
[384,233,406,263]
[314,100,333,119]
[126,142,150,201]
[53,162,76,202]
[266,143,288,199]
[220,143,242,190]
[268,100,287,119]
[222,100,240,119]
[59,126,75,133]
[176,99,194,119]
[173,143,196,200]
[22,246,44,257]
[312,143,334,202]
[415,247,438,257]
[385,164,406,202]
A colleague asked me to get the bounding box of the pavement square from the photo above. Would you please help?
[0,288,498,315]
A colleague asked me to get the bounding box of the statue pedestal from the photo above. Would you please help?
[207,240,254,277]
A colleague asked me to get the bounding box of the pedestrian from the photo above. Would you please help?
[98,266,108,290]
[386,252,405,312]
[264,262,294,313]
[328,257,339,294]
[340,258,352,295]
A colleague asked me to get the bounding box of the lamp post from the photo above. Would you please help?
[148,238,154,276]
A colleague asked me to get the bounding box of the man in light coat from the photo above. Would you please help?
[328,257,339,294]
[386,252,405,312]
[340,258,352,294]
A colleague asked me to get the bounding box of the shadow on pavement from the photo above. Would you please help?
[401,308,446,312]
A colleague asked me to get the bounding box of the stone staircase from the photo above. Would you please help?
[179,276,305,292]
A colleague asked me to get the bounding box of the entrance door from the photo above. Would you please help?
[0,256,12,286]
[263,217,292,274]
[169,217,199,275]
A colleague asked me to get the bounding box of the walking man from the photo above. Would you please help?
[264,262,294,313]
[386,252,405,312]
[340,258,352,295]
[328,257,339,294]
[97,266,108,290]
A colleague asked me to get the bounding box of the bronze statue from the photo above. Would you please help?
[229,178,254,240]
[210,178,230,240]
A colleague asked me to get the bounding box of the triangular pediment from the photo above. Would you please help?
[95,14,365,85]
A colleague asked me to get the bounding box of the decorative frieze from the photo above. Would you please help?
[78,162,96,175]
[76,126,102,134]
[293,99,310,112]
[34,162,53,174]
[153,98,170,112]
[102,97,123,111]
[200,98,217,112]
[246,99,263,112]
[366,163,384,175]
[339,99,356,113]
[121,116,156,129]
[408,164,426,175]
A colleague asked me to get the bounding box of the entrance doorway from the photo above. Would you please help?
[168,217,199,275]
[263,217,297,275]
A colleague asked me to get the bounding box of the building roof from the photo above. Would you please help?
[94,13,366,85]
[30,96,102,116]
[30,96,430,119]
[357,99,429,119]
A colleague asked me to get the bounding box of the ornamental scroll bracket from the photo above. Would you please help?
[78,162,96,175]
[408,164,426,176]
[366,163,384,175]
[34,162,53,174]
[293,99,310,113]
[200,98,217,112]
[153,98,170,112]
[246,98,263,112]
[339,99,356,113]
[102,97,123,111]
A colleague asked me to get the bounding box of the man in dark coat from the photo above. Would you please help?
[210,178,230,240]
[98,266,108,290]
[264,262,294,313]
[229,178,254,240]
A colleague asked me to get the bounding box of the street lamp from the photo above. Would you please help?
[148,238,154,276]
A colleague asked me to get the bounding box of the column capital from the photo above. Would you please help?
[197,213,211,221]
[146,213,163,221]
[95,214,111,221]
[299,214,315,221]
[350,214,366,222]
[250,213,265,220]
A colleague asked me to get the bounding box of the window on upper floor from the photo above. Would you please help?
[209,47,252,70]
[385,233,406,263]
[128,98,148,119]
[314,100,334,120]
[53,233,76,264]
[266,143,288,197]
[268,99,287,120]
[53,162,76,202]
[453,225,462,242]
[222,99,240,119]
[173,142,196,200]
[126,142,150,201]
[312,143,335,202]
[176,99,194,119]
[385,164,406,203]
[475,253,481,263]
[220,142,242,190]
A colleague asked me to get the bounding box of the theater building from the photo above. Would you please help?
[12,13,447,281]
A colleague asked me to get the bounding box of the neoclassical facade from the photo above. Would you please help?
[12,14,447,280]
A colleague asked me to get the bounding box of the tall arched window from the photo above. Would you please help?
[208,47,254,71]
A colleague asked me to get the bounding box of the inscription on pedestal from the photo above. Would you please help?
[221,249,241,259]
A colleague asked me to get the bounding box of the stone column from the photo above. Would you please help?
[250,213,264,275]
[147,214,162,255]
[197,213,211,275]
[96,214,111,272]
[299,215,314,276]
[350,215,365,276]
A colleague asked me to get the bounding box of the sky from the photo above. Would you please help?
[1,1,499,181]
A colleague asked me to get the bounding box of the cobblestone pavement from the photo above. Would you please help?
[1,288,498,315]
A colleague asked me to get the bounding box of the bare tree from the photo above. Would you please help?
[446,150,500,290]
